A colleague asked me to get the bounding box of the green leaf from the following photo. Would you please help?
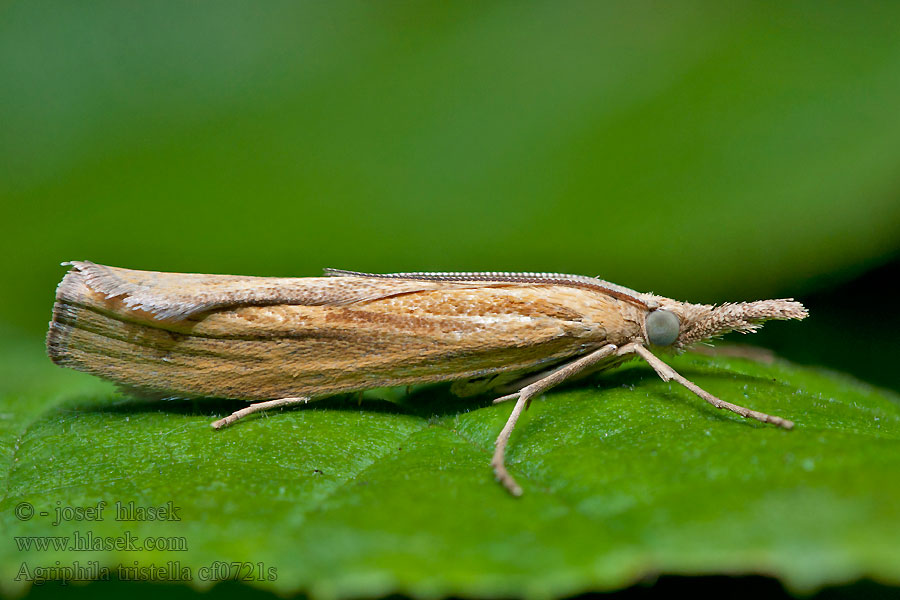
[3,334,899,598]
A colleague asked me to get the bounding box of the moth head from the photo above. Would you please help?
[644,297,808,349]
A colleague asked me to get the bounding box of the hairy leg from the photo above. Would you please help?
[630,344,793,429]
[211,396,312,429]
[491,344,618,496]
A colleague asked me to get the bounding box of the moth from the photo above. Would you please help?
[47,261,808,496]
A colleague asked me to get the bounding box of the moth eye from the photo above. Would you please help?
[646,309,680,346]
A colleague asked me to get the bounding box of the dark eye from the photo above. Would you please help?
[646,310,680,346]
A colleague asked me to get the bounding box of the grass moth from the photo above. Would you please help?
[47,261,808,495]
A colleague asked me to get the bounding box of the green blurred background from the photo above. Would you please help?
[2,1,899,383]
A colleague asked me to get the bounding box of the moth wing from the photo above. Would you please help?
[59,261,477,320]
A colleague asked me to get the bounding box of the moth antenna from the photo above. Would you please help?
[324,269,656,310]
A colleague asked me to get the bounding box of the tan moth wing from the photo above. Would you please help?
[58,260,488,319]
[48,261,641,401]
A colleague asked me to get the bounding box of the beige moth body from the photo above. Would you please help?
[47,261,808,495]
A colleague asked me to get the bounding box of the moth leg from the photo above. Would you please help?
[491,343,618,496]
[492,394,530,496]
[492,355,628,404]
[492,368,564,403]
[211,396,311,430]
[629,344,794,429]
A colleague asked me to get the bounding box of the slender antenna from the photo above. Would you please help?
[324,269,654,310]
